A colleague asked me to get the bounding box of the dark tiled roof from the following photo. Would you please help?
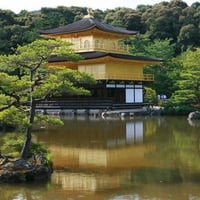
[40,17,137,35]
[49,51,163,63]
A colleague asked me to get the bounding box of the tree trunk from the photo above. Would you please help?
[21,69,36,160]
[20,101,36,159]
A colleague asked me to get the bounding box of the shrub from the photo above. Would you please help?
[1,133,51,162]
[163,101,196,115]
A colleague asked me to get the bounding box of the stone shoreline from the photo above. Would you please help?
[0,155,53,183]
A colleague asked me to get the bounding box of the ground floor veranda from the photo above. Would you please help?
[36,80,150,112]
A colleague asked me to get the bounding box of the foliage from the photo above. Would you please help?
[163,100,195,115]
[145,60,182,99]
[1,133,50,159]
[0,106,28,129]
[162,48,200,114]
[170,48,200,106]
[144,87,157,104]
[130,36,175,59]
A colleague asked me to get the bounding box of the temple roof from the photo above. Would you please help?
[40,17,137,35]
[49,51,163,63]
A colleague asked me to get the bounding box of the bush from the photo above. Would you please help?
[163,101,196,115]
[1,133,51,161]
[144,87,158,105]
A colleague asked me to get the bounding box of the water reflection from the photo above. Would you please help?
[33,117,161,193]
[35,117,158,172]
[1,116,200,199]
[34,116,200,193]
[53,171,122,192]
[126,121,143,144]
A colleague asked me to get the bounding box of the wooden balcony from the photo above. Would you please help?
[90,73,154,81]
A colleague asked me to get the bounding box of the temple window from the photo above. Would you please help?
[95,40,100,48]
[84,40,90,49]
[95,39,104,49]
[100,40,104,48]
[112,42,116,49]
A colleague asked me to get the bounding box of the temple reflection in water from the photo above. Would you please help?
[34,117,160,192]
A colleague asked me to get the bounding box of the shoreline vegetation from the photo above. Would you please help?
[0,134,53,183]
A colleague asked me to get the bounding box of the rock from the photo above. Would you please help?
[188,118,200,127]
[0,155,53,183]
[188,111,200,120]
[13,159,33,170]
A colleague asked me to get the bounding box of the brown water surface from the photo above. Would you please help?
[1,116,200,200]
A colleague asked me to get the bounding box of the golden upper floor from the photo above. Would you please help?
[62,35,129,54]
[40,16,137,54]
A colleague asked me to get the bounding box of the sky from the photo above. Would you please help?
[0,0,198,13]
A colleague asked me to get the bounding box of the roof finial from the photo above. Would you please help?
[83,8,94,18]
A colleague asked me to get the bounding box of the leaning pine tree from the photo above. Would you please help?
[0,39,95,160]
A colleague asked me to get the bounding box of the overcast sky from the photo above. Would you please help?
[0,0,198,13]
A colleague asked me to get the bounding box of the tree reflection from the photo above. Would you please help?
[144,116,200,182]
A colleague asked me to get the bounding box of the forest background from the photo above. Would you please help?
[0,0,200,114]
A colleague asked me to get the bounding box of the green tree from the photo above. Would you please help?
[0,10,17,54]
[170,48,200,107]
[0,39,95,159]
[130,36,175,59]
[178,24,200,51]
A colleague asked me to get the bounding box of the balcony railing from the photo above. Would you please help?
[90,73,154,81]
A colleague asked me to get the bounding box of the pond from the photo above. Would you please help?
[1,115,200,200]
